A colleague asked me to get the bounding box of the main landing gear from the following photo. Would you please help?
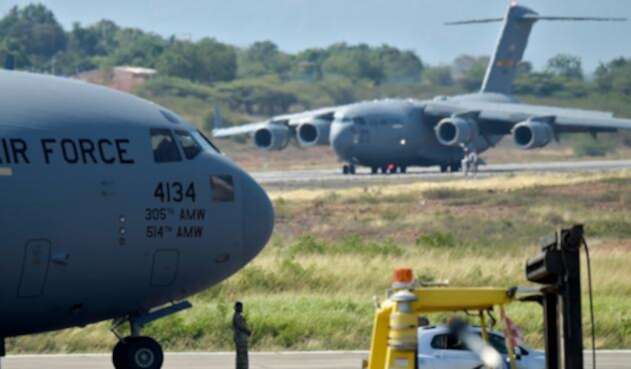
[372,164,407,175]
[111,301,192,369]
[342,164,356,175]
[440,162,462,173]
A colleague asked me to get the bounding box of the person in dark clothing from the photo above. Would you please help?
[232,301,252,369]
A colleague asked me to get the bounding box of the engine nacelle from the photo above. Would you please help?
[297,119,331,147]
[512,120,554,150]
[253,124,290,151]
[435,117,479,147]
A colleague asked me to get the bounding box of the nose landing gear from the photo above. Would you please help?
[111,301,192,369]
[113,337,163,369]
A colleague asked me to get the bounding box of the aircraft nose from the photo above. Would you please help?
[241,174,274,263]
[330,122,354,161]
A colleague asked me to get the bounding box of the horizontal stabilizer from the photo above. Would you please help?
[445,18,503,26]
[523,15,627,22]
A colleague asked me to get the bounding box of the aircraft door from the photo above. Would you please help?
[18,240,51,298]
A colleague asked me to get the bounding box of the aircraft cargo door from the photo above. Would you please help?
[18,240,51,298]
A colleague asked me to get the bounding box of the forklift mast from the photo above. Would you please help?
[526,225,586,369]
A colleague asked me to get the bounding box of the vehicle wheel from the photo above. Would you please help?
[349,165,356,175]
[371,167,378,175]
[380,166,388,174]
[112,340,128,369]
[449,163,461,172]
[342,165,349,175]
[124,337,164,369]
[440,164,448,173]
[400,166,407,174]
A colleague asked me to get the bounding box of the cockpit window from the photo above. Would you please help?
[210,175,235,202]
[193,131,221,154]
[175,130,202,160]
[151,128,182,163]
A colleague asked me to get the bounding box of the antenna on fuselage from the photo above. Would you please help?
[445,3,627,95]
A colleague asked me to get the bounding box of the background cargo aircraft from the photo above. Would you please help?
[0,70,274,369]
[212,3,631,174]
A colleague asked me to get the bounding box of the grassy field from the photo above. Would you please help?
[8,170,631,353]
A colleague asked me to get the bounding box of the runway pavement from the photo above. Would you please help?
[252,159,631,186]
[3,351,630,369]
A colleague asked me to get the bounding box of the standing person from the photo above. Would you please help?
[461,144,471,176]
[232,301,252,369]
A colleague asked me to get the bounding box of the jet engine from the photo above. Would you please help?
[435,117,479,146]
[297,119,331,147]
[512,120,554,149]
[253,124,291,151]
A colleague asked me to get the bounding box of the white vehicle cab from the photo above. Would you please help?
[417,325,545,369]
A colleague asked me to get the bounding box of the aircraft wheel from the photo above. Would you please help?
[112,340,128,369]
[115,336,164,369]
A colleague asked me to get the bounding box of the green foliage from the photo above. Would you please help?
[546,54,584,80]
[595,58,631,96]
[415,231,458,248]
[157,38,237,83]
[452,55,488,91]
[423,65,454,87]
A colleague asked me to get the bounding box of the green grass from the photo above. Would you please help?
[7,171,631,353]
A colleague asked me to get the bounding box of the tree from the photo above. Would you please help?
[239,41,291,78]
[546,54,583,80]
[157,38,237,84]
[321,43,383,84]
[0,4,67,66]
[423,66,454,87]
[378,46,424,84]
[452,55,488,91]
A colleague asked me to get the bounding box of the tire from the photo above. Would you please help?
[440,164,448,173]
[342,165,349,175]
[450,163,461,172]
[349,165,356,175]
[112,340,128,369]
[380,166,388,174]
[400,166,407,174]
[371,167,378,175]
[124,337,164,369]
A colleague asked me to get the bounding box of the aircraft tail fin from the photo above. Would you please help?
[447,3,627,95]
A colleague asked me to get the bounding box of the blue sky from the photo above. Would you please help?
[2,0,630,71]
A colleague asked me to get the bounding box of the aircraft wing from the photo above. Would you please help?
[424,100,631,134]
[212,106,340,138]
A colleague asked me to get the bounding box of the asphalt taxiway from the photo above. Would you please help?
[252,159,631,186]
[3,351,630,369]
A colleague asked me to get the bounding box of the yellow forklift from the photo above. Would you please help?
[364,225,594,369]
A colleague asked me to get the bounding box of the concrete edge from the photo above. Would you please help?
[6,350,631,359]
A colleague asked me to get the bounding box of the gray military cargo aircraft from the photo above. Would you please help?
[0,70,274,369]
[213,3,630,175]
